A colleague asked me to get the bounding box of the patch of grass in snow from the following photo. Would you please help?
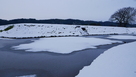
[0,25,14,32]
[0,30,2,32]
[4,25,14,31]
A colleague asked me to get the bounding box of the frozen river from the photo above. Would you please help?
[0,35,135,77]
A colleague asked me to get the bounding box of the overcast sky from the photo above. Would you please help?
[0,0,136,21]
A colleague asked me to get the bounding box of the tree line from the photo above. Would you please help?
[0,18,135,27]
[0,7,136,27]
[0,19,118,26]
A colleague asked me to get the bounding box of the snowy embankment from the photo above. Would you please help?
[76,40,136,77]
[108,35,136,39]
[16,74,36,77]
[0,23,136,38]
[13,37,122,53]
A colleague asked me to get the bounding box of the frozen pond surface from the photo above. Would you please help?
[0,35,136,77]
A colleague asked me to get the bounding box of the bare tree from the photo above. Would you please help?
[109,7,136,27]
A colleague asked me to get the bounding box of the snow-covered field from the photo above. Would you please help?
[13,37,122,53]
[76,41,136,77]
[0,23,136,38]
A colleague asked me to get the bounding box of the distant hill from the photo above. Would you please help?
[0,18,136,27]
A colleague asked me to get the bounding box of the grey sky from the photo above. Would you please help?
[0,0,136,21]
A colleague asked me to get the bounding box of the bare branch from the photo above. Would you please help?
[109,7,136,27]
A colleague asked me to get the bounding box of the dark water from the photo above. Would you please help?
[0,37,135,77]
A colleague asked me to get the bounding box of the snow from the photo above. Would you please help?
[108,35,136,39]
[0,23,136,38]
[76,41,136,77]
[16,74,36,77]
[0,37,14,40]
[13,37,122,53]
[0,24,86,37]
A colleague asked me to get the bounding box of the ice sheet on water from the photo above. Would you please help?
[13,37,122,53]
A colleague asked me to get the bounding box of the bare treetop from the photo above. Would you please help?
[109,7,136,27]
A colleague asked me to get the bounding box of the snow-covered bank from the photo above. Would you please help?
[16,74,36,77]
[13,37,122,53]
[76,41,136,77]
[0,23,136,38]
[0,37,14,40]
[108,35,136,40]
